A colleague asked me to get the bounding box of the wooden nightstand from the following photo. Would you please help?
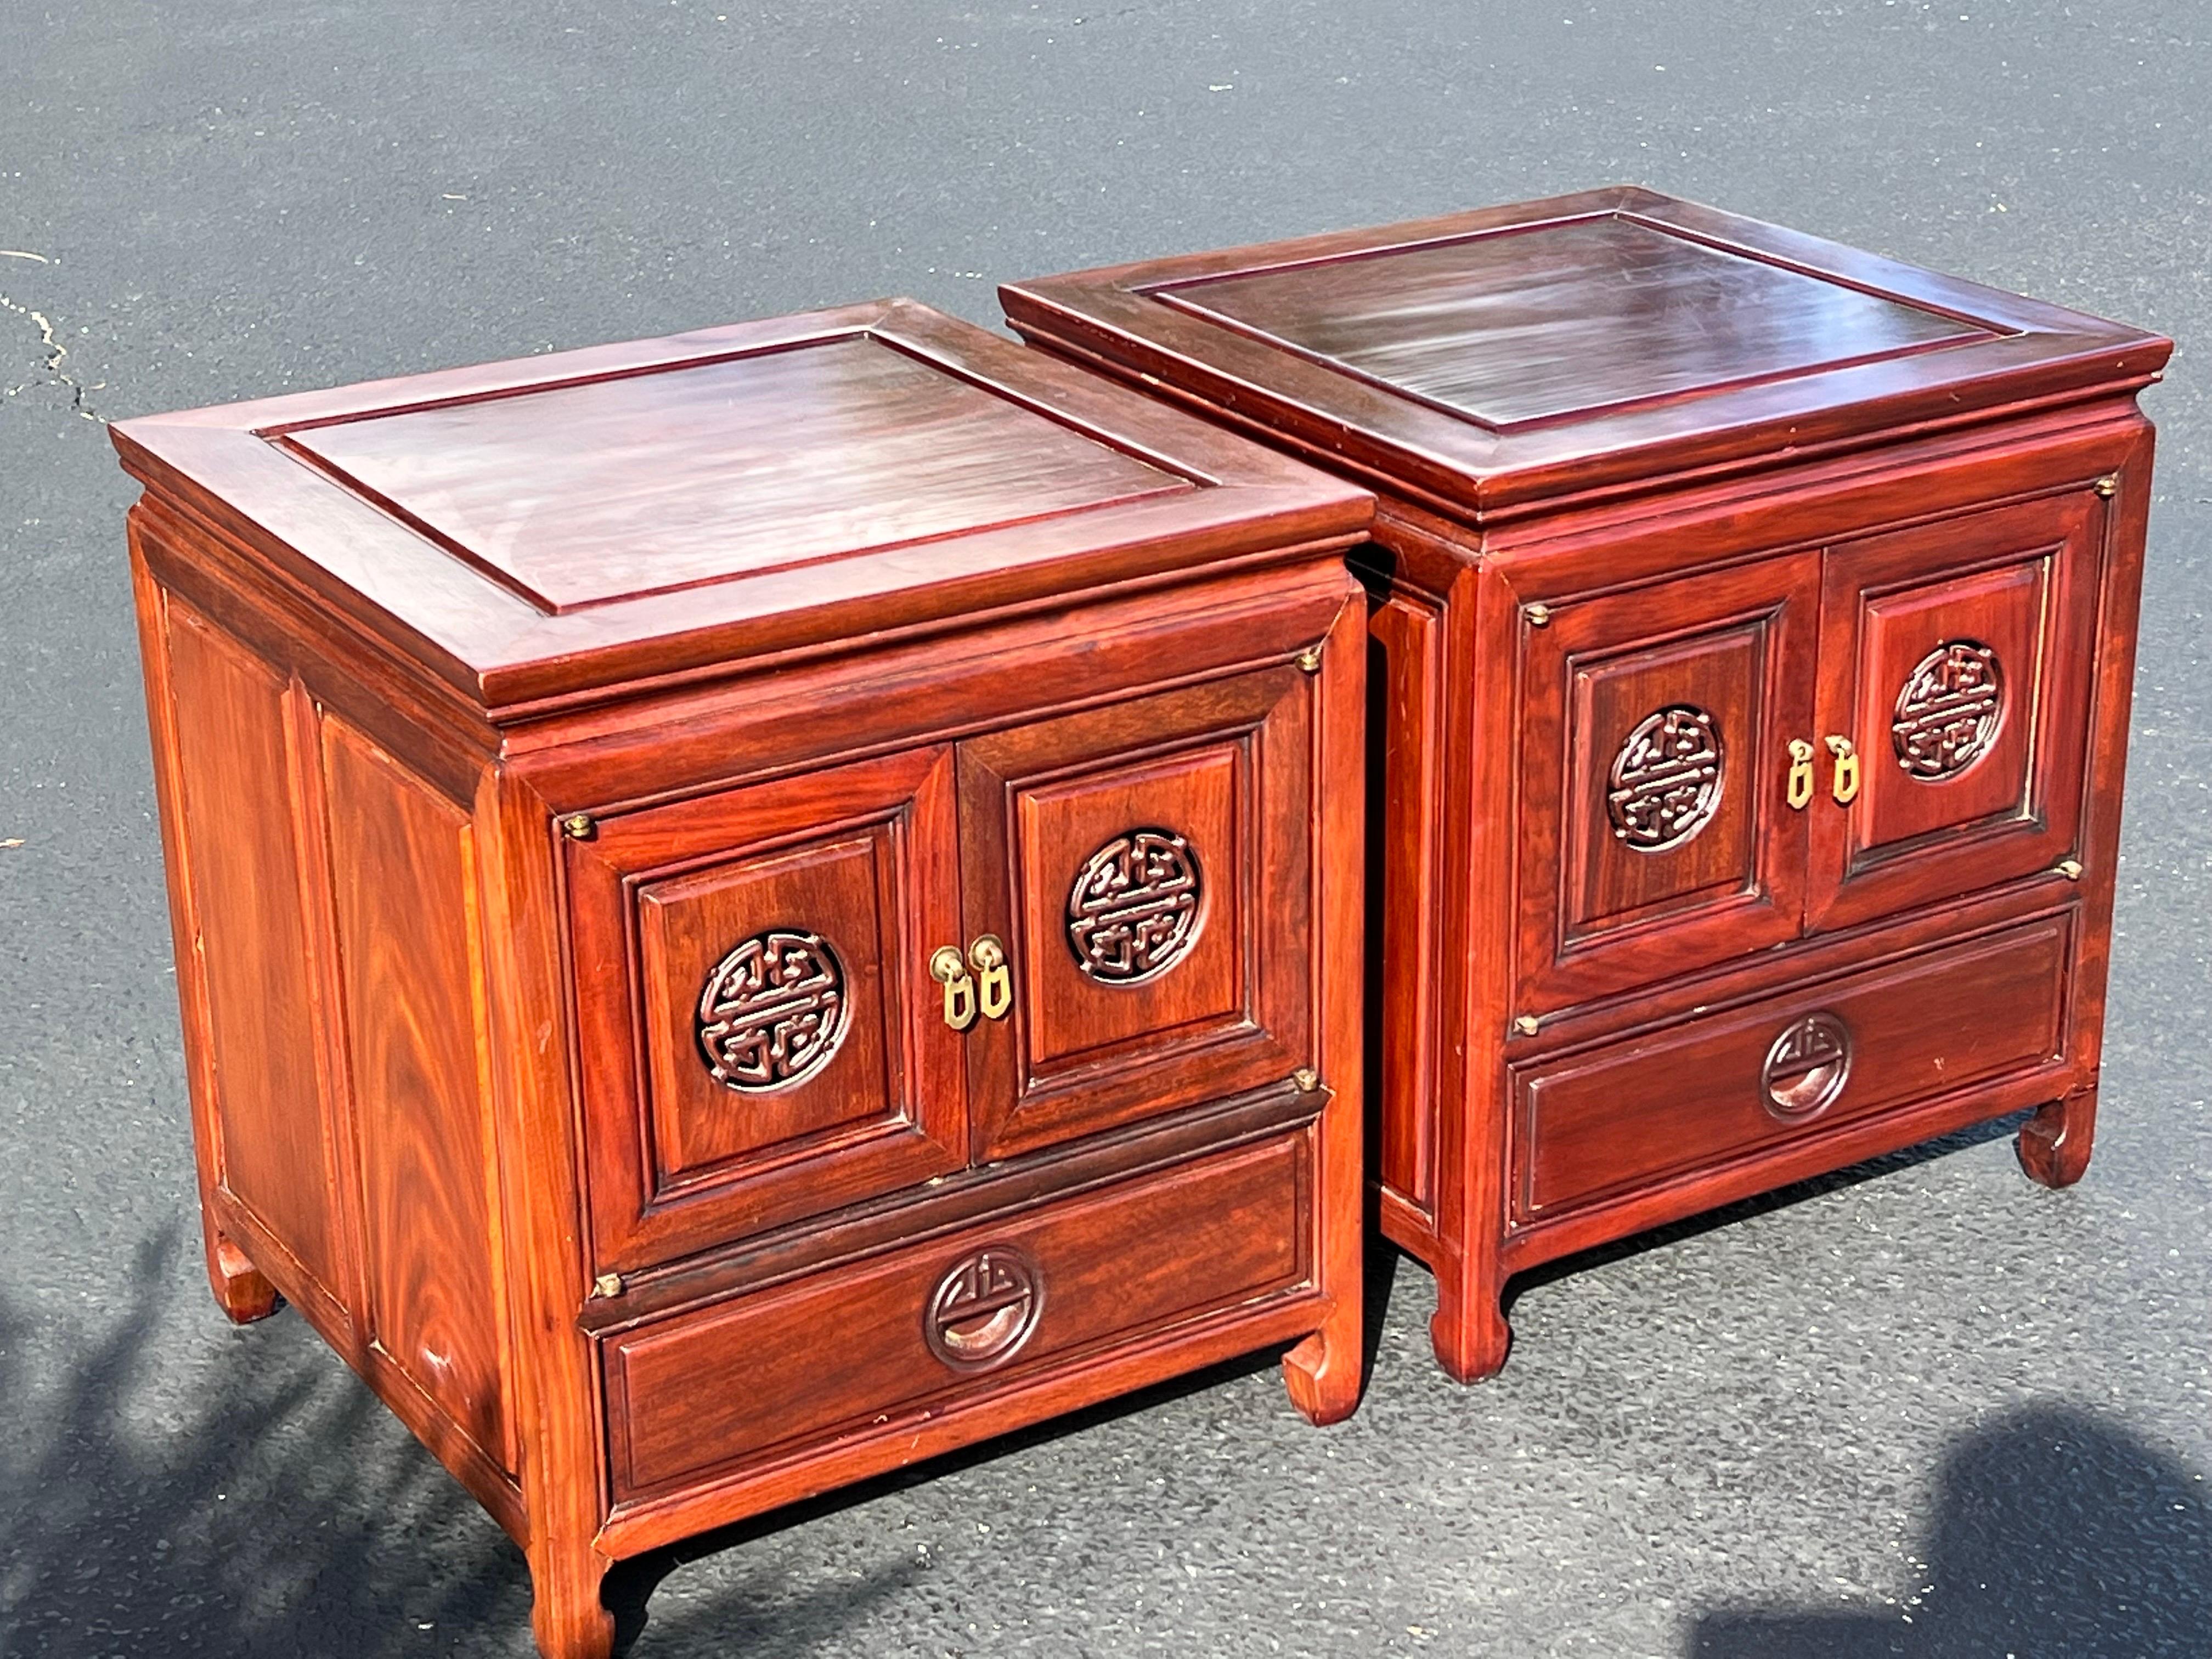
[1005,187,2171,1381]
[114,300,1373,1658]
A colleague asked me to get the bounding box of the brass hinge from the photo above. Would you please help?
[1512,1013,1541,1037]
[1523,603,1552,628]
[591,1272,623,1299]
[560,812,596,840]
[1296,644,1324,674]
[2094,475,2120,499]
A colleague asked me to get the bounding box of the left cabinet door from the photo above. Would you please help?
[567,746,968,1272]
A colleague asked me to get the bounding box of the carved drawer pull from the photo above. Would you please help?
[931,945,978,1031]
[1825,735,1861,805]
[1786,739,1815,811]
[1762,1013,1851,1120]
[968,934,1013,1021]
[925,1245,1043,1372]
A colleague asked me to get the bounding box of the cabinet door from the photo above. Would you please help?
[566,747,966,1272]
[1516,553,1821,1010]
[1806,490,2102,933]
[956,668,1314,1161]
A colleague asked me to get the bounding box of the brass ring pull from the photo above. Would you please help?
[1786,739,1815,811]
[930,945,977,1031]
[969,935,1012,1022]
[1825,735,1861,805]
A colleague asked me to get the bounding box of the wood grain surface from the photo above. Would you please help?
[1008,191,2166,1387]
[1005,185,2171,521]
[286,335,1187,613]
[119,300,1373,1658]
[1155,211,1988,429]
[112,301,1370,710]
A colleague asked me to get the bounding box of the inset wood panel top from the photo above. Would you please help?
[112,300,1369,713]
[1004,186,2171,521]
[284,336,1186,613]
[1158,213,1988,429]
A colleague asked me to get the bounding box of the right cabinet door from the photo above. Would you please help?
[955,667,1316,1161]
[1806,488,2103,934]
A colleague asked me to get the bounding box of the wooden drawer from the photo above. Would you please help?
[1512,913,2073,1223]
[602,1129,1314,1502]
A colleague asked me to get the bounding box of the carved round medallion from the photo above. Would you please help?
[695,929,848,1093]
[924,1245,1043,1372]
[1607,706,1724,851]
[1893,640,2003,779]
[1066,828,1204,986]
[1761,1012,1851,1120]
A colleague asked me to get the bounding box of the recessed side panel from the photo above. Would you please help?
[322,719,512,1474]
[1515,552,1821,1011]
[1371,590,1445,1217]
[162,601,342,1296]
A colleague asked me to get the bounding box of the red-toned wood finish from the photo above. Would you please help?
[603,1129,1312,1503]
[1005,187,2171,1381]
[116,303,1373,1659]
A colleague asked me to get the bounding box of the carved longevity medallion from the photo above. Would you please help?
[1893,641,2003,778]
[1067,828,1204,984]
[696,929,848,1092]
[925,1246,1043,1372]
[1761,1012,1852,1119]
[1607,706,1724,850]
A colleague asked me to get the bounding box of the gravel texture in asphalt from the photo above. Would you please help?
[2,3,2207,1655]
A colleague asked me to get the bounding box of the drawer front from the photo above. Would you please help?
[603,1129,1313,1501]
[1513,913,2073,1222]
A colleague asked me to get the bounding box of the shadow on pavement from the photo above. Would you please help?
[0,1227,520,1655]
[0,1227,912,1657]
[1688,1401,2212,1657]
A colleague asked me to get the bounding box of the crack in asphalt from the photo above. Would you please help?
[0,291,104,422]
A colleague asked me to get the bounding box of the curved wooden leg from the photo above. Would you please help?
[205,1227,280,1324]
[2018,1087,2098,1189]
[1282,1295,1363,1425]
[528,1535,615,1659]
[1429,1257,1510,1384]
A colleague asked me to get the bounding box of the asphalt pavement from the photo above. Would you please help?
[2,3,2207,1655]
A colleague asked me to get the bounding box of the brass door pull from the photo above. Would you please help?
[1825,735,1861,805]
[1786,740,1815,810]
[968,935,1013,1021]
[931,945,977,1031]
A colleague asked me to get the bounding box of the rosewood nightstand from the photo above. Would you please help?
[113,300,1373,1658]
[1004,187,2172,1381]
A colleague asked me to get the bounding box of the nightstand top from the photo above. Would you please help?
[114,300,1370,712]
[1003,186,2171,523]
